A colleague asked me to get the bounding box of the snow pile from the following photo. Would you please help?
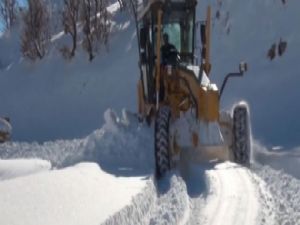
[104,174,190,225]
[251,140,300,224]
[0,109,191,225]
[252,140,300,179]
[82,109,154,175]
[0,109,154,172]
[1,126,300,224]
[0,109,156,225]
[250,170,276,225]
[0,139,85,168]
[147,174,189,225]
[103,179,155,225]
[0,162,148,225]
[253,164,300,225]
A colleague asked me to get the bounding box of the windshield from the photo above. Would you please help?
[162,9,195,62]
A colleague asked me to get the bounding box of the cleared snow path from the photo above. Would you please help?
[198,162,259,225]
[180,161,276,225]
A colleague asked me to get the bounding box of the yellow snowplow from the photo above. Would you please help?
[134,0,251,178]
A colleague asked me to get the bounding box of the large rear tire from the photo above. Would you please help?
[232,103,251,165]
[155,106,171,178]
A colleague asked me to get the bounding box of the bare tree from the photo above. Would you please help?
[117,0,126,11]
[0,0,17,30]
[80,0,110,61]
[80,0,94,61]
[93,0,110,47]
[21,0,51,60]
[62,0,80,58]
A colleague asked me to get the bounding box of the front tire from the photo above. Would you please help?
[155,106,171,178]
[232,103,251,165]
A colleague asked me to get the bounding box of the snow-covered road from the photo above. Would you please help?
[191,162,260,225]
[0,111,299,224]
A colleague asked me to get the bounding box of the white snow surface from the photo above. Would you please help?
[0,0,300,224]
[0,162,147,225]
[198,163,260,225]
[0,110,154,225]
[0,110,300,224]
[0,158,51,180]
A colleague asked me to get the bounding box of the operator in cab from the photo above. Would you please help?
[161,33,178,65]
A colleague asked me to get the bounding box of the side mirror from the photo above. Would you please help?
[239,62,248,73]
[220,61,249,99]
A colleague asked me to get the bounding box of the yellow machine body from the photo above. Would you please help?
[136,0,243,165]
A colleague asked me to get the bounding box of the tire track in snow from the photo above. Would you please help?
[98,162,279,225]
[185,162,261,225]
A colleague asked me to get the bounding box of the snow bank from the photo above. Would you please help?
[0,139,85,168]
[0,109,156,225]
[82,109,154,175]
[103,173,190,225]
[1,126,300,225]
[252,140,300,179]
[0,108,191,225]
[0,109,154,174]
[0,158,51,180]
[252,140,300,224]
[0,162,148,225]
[103,179,156,225]
[147,174,189,225]
[253,164,300,225]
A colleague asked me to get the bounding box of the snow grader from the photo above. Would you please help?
[134,0,251,178]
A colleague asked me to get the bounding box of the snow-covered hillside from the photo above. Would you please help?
[0,0,300,224]
[0,2,138,142]
[0,0,299,148]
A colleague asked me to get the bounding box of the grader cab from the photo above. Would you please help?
[135,0,251,178]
